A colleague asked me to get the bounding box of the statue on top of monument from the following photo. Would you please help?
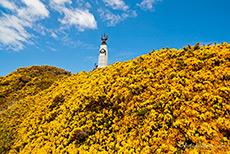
[101,33,108,45]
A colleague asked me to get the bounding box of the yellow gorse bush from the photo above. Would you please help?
[0,43,230,153]
[0,65,71,109]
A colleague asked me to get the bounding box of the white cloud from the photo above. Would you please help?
[85,2,91,8]
[98,8,136,26]
[50,0,97,31]
[76,0,90,8]
[99,0,137,26]
[0,0,97,51]
[21,0,49,18]
[59,8,97,31]
[33,24,47,35]
[0,15,29,50]
[0,0,49,51]
[51,32,58,39]
[52,0,72,5]
[0,0,17,10]
[98,9,122,26]
[137,0,162,10]
[49,47,57,51]
[103,0,128,11]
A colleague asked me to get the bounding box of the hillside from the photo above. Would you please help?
[0,65,71,111]
[0,43,230,153]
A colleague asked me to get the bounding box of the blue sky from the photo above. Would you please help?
[0,0,230,76]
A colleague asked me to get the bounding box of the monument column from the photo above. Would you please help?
[98,33,108,68]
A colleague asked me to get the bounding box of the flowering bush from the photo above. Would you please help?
[0,65,71,110]
[0,43,229,153]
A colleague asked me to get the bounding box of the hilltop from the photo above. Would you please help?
[0,65,71,111]
[0,43,230,153]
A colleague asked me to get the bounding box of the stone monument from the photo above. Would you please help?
[98,33,108,68]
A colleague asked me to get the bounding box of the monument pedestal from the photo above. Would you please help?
[98,34,108,68]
